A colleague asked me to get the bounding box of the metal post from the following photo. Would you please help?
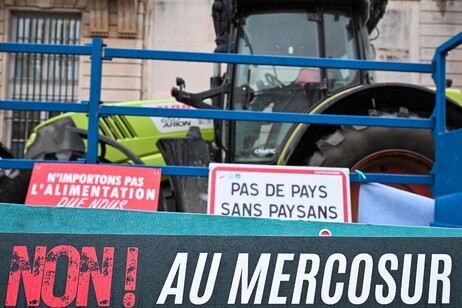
[86,38,104,164]
[431,32,462,227]
[432,53,446,136]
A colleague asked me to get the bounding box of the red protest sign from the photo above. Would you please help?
[25,163,161,211]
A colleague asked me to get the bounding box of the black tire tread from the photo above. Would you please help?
[0,170,32,204]
[304,107,435,167]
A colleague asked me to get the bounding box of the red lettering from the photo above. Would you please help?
[76,247,114,306]
[125,247,138,291]
[41,245,80,307]
[5,246,46,307]
[5,245,116,307]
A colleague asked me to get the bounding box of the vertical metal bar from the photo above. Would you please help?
[433,53,446,136]
[52,18,57,101]
[71,19,77,101]
[45,17,51,101]
[31,17,37,101]
[6,15,20,153]
[38,18,44,102]
[58,18,63,101]
[11,15,20,100]
[30,17,39,141]
[23,16,32,157]
[64,19,69,101]
[23,17,29,100]
[74,18,81,103]
[432,48,448,226]
[86,38,104,164]
[75,19,81,102]
[39,18,48,122]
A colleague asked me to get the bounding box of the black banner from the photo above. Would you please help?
[0,233,460,307]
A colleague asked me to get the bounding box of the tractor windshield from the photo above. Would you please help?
[232,9,358,163]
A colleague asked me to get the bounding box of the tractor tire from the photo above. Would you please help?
[0,169,32,204]
[302,107,435,222]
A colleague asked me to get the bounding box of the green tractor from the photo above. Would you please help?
[0,100,214,209]
[1,0,462,222]
[166,0,462,220]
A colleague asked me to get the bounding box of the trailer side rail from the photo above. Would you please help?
[1,32,461,226]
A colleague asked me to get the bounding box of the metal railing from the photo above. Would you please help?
[1,33,462,225]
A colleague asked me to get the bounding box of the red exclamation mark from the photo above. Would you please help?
[123,247,138,308]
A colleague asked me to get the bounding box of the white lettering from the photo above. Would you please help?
[428,254,452,304]
[321,253,346,305]
[190,253,222,305]
[348,253,373,305]
[269,253,294,304]
[228,253,271,304]
[375,253,398,304]
[401,254,425,304]
[292,254,320,304]
[157,253,188,304]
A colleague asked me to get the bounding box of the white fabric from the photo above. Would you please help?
[358,183,434,226]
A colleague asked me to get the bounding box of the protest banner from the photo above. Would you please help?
[208,164,351,222]
[0,233,459,307]
[25,163,161,211]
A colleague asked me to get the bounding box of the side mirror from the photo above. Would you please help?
[212,0,232,53]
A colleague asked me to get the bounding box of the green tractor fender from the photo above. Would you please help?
[0,100,214,206]
[25,100,214,163]
[278,83,462,221]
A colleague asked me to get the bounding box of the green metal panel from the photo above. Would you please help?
[1,203,462,237]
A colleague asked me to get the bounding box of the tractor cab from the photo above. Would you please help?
[231,7,361,163]
[208,0,386,163]
[166,0,390,212]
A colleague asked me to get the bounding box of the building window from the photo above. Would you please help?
[5,12,81,157]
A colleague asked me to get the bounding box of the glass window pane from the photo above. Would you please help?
[324,10,359,92]
[6,12,81,158]
[233,11,321,163]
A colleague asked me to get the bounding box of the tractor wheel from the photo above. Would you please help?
[302,107,435,222]
[0,169,32,204]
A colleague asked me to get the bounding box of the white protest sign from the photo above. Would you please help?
[208,163,351,222]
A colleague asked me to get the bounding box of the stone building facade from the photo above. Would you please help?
[374,0,462,88]
[0,0,460,154]
[0,0,214,155]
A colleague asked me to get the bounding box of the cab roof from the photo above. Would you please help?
[232,0,387,32]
